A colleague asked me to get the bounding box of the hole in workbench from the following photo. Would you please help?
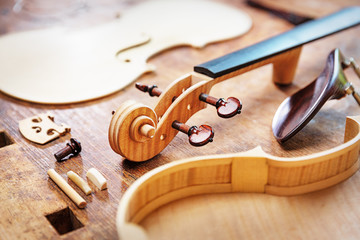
[0,131,14,148]
[45,207,84,235]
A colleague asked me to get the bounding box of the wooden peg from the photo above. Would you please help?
[172,120,214,146]
[140,124,155,138]
[136,83,179,102]
[54,138,81,161]
[135,83,162,97]
[199,93,242,118]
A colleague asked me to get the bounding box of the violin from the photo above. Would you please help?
[109,7,360,162]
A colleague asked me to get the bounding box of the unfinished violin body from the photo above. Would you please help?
[0,0,252,104]
[109,7,360,162]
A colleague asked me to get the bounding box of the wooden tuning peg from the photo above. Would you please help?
[54,138,81,161]
[172,120,214,146]
[135,83,162,97]
[199,93,242,118]
[135,83,178,102]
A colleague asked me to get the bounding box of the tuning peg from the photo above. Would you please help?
[172,120,214,146]
[135,83,162,97]
[135,83,179,102]
[199,93,242,118]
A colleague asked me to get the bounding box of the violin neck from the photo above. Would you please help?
[194,7,360,78]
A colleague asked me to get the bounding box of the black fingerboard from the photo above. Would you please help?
[194,7,360,78]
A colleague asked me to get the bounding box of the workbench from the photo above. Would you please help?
[1,0,360,239]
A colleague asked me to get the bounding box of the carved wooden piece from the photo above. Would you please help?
[18,112,70,144]
[0,0,252,104]
[199,94,242,118]
[86,168,107,190]
[116,115,360,240]
[1,1,360,239]
[109,7,360,162]
[272,48,358,143]
[172,120,214,147]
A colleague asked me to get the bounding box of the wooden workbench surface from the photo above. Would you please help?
[1,0,359,239]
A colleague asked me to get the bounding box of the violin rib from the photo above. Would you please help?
[116,115,360,240]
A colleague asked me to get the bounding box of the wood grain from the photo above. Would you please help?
[116,116,360,239]
[0,0,360,239]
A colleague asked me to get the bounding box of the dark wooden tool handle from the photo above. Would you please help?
[194,7,360,78]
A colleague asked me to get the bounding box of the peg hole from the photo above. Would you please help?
[0,131,14,148]
[187,104,191,110]
[160,134,166,141]
[124,59,131,63]
[45,207,84,235]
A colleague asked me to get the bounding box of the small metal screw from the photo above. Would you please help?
[54,138,82,161]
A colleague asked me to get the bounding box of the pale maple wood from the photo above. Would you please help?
[67,171,92,195]
[0,0,251,104]
[109,47,304,162]
[48,169,87,208]
[18,112,71,144]
[86,168,107,190]
[1,0,360,239]
[116,115,360,239]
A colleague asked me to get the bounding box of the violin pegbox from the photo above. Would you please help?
[19,112,71,144]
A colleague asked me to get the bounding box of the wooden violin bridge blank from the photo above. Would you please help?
[19,112,70,144]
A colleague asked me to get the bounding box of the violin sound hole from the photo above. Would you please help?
[47,129,55,135]
[32,126,42,133]
[32,117,42,123]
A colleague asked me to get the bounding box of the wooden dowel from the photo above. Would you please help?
[47,169,87,208]
[140,124,155,138]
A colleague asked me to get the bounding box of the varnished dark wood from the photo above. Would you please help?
[272,49,351,143]
[194,7,360,78]
[135,83,162,97]
[199,94,242,118]
[54,138,82,161]
[172,121,214,147]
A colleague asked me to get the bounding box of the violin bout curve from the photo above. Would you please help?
[116,115,360,239]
